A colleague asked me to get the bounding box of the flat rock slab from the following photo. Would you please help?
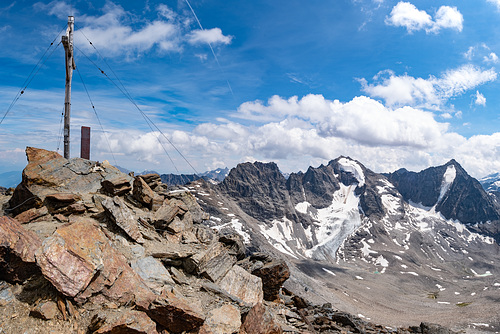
[91,309,159,334]
[218,265,263,306]
[0,216,42,283]
[131,256,175,293]
[147,292,205,333]
[184,242,236,282]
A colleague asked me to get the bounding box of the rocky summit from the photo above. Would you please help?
[0,147,463,334]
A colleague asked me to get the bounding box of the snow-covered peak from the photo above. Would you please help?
[437,165,456,203]
[337,158,365,187]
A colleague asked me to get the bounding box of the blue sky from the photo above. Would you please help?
[1,0,500,178]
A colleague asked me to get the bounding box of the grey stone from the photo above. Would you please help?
[102,196,144,243]
[131,256,175,293]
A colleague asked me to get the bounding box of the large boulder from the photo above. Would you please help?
[35,218,155,307]
[218,265,263,306]
[147,292,205,333]
[240,302,282,334]
[0,216,42,283]
[8,147,129,215]
[251,260,290,302]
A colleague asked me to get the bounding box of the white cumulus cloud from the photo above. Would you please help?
[360,65,497,109]
[36,1,231,58]
[188,28,233,45]
[475,91,486,106]
[386,2,463,33]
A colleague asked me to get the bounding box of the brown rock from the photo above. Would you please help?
[8,147,128,215]
[168,212,193,234]
[184,242,236,282]
[133,176,163,210]
[0,216,42,283]
[26,146,62,164]
[138,173,162,189]
[166,190,209,223]
[57,296,67,321]
[91,309,159,334]
[102,196,144,243]
[219,232,246,260]
[35,218,155,307]
[30,300,59,320]
[153,199,187,230]
[147,292,205,333]
[202,304,241,334]
[101,177,132,196]
[14,206,49,224]
[240,303,282,334]
[251,260,290,301]
[218,265,263,306]
[35,219,105,297]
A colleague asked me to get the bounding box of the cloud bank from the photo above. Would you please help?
[359,65,497,110]
[35,1,232,58]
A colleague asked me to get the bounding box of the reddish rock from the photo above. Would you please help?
[147,292,205,333]
[0,216,42,283]
[26,146,62,164]
[91,309,159,334]
[35,219,105,297]
[14,206,48,224]
[251,260,290,301]
[30,300,59,320]
[240,303,282,334]
[35,218,155,307]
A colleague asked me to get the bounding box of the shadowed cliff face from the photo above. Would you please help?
[386,160,500,224]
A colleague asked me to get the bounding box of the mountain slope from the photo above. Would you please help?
[187,158,500,331]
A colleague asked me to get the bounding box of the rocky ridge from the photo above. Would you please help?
[186,158,500,332]
[0,147,456,334]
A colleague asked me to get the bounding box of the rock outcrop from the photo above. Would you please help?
[0,147,293,334]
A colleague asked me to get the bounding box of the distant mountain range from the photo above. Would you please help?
[183,157,500,329]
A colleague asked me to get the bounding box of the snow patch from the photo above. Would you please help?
[337,158,365,187]
[322,268,336,276]
[295,201,311,214]
[437,165,456,203]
